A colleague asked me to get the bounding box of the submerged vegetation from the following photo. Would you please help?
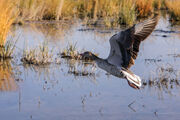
[142,65,180,97]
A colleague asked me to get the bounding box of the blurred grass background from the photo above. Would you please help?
[0,0,180,47]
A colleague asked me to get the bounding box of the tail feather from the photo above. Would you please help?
[121,69,141,87]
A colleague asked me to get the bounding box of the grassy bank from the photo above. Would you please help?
[17,0,137,26]
[1,0,179,27]
[16,0,162,26]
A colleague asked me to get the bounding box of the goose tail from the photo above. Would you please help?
[121,69,142,88]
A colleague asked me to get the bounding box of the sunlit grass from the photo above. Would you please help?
[60,42,99,61]
[18,0,64,20]
[0,0,17,46]
[16,0,136,26]
[21,42,53,65]
[11,0,177,26]
[165,0,180,22]
[0,39,17,60]
[153,0,161,10]
[119,0,136,26]
[0,0,179,30]
[135,0,154,18]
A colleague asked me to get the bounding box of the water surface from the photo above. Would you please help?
[1,16,180,120]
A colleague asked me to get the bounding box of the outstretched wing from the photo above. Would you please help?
[120,15,159,59]
[107,15,159,68]
[120,15,159,67]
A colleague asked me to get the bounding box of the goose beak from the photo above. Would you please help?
[80,52,93,60]
[80,53,86,59]
[79,53,83,57]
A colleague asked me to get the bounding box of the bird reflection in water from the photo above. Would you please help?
[0,60,17,91]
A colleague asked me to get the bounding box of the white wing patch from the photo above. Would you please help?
[122,70,142,87]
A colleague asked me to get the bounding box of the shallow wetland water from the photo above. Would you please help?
[1,16,180,120]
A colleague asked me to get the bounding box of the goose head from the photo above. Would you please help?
[81,51,98,61]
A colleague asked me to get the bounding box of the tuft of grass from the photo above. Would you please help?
[61,42,81,60]
[60,43,98,61]
[21,42,53,65]
[0,39,17,60]
[0,0,17,46]
[165,0,180,22]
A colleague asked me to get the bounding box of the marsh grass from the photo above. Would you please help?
[135,0,154,18]
[165,0,180,22]
[84,0,136,27]
[1,0,179,27]
[15,0,138,26]
[119,0,136,26]
[21,42,53,65]
[18,0,64,20]
[61,42,82,60]
[142,65,180,96]
[60,42,98,61]
[0,39,17,60]
[153,0,161,10]
[0,0,17,46]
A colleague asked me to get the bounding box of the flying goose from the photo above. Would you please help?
[81,15,159,89]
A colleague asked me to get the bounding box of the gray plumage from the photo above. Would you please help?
[107,15,159,68]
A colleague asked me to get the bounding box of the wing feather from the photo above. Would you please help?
[107,15,159,68]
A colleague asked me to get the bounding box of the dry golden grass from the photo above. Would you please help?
[0,0,178,31]
[135,0,154,17]
[21,42,53,65]
[165,0,180,21]
[119,0,136,25]
[0,0,17,46]
[16,0,137,26]
[13,0,171,26]
[18,0,64,20]
[153,0,161,10]
[0,39,17,59]
[61,42,82,60]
